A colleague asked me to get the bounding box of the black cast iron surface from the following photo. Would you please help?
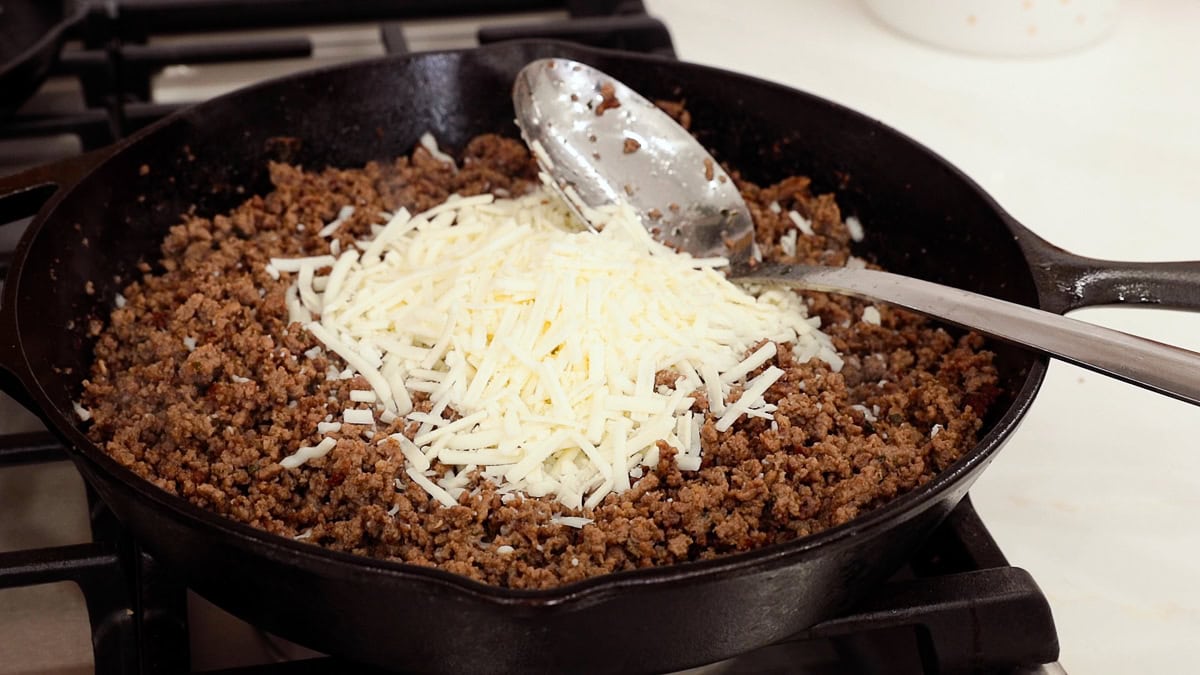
[0,40,1196,673]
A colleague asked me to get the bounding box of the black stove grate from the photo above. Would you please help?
[0,3,1056,673]
[0,0,673,150]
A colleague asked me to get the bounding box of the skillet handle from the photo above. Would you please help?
[1018,231,1200,314]
[0,148,118,226]
[0,148,119,411]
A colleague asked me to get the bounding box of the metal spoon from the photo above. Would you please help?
[512,57,1200,406]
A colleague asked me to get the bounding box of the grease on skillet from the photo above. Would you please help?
[79,118,999,589]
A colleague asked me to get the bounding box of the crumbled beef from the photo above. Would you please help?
[595,82,621,116]
[83,132,998,589]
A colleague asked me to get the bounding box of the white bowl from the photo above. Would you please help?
[863,0,1119,57]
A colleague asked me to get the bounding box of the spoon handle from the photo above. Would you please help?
[744,264,1200,407]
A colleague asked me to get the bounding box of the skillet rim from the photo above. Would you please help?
[6,39,1051,607]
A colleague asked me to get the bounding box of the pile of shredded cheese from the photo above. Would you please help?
[271,185,840,510]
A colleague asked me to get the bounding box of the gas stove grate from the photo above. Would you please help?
[0,0,673,151]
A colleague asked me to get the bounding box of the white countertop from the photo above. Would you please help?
[644,0,1199,672]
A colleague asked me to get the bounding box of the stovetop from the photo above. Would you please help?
[0,1,1088,672]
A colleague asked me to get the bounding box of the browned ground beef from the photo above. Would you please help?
[81,132,999,589]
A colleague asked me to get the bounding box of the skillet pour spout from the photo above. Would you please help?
[1,40,1198,673]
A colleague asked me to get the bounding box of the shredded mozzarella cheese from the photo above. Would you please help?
[419,132,457,167]
[343,409,375,426]
[846,215,865,242]
[272,187,839,507]
[279,437,337,469]
[788,210,814,236]
[318,205,355,238]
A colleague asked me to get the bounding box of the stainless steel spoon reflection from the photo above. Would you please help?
[513,57,1200,406]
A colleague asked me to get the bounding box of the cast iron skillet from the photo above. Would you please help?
[1,41,1198,673]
